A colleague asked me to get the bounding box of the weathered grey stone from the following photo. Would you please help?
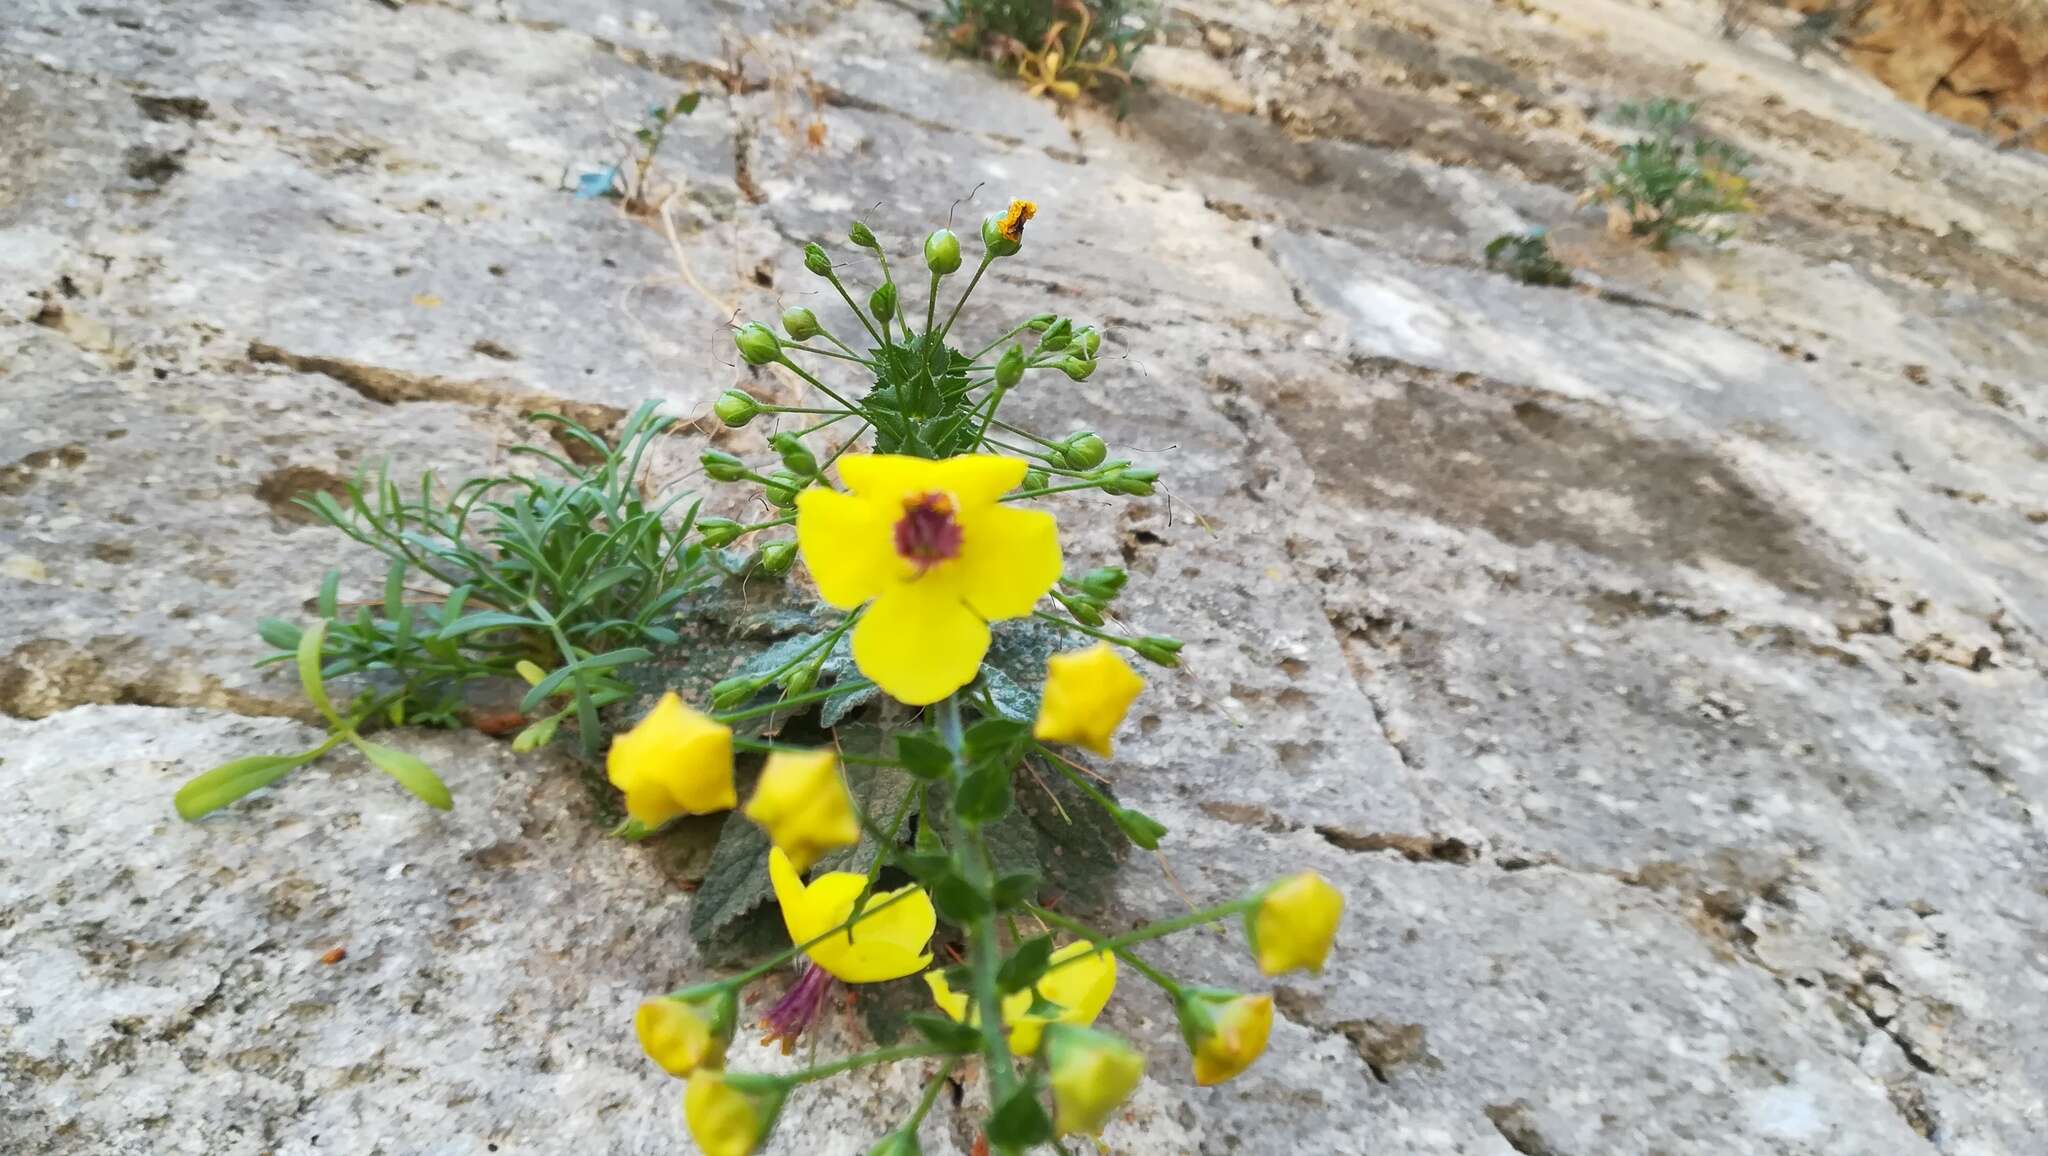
[6,0,2048,1150]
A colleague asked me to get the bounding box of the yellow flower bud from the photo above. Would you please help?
[634,986,737,1077]
[605,691,736,827]
[1032,643,1145,757]
[1175,989,1273,1086]
[1044,1024,1145,1136]
[743,749,861,873]
[1247,871,1344,976]
[683,1069,787,1156]
[923,940,1117,1054]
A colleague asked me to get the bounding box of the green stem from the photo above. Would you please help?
[970,320,1037,362]
[793,412,856,438]
[715,678,875,724]
[789,1044,946,1086]
[710,884,929,990]
[924,270,941,337]
[907,1058,959,1130]
[937,694,1019,1116]
[784,344,878,367]
[732,736,899,767]
[759,403,858,416]
[776,356,865,415]
[1003,480,1107,502]
[1038,897,1259,978]
[1027,904,1184,996]
[1031,611,1143,652]
[989,418,1063,450]
[971,385,1010,452]
[819,327,866,360]
[825,269,884,346]
[938,253,994,341]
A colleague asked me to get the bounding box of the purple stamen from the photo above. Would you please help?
[759,963,837,1054]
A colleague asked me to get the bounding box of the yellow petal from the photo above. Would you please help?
[768,847,835,946]
[812,940,933,984]
[924,969,971,1022]
[1251,872,1344,975]
[1039,942,1117,1026]
[744,749,859,874]
[851,586,990,706]
[795,486,899,609]
[636,998,718,1077]
[606,692,736,825]
[1192,994,1274,1086]
[1033,644,1145,757]
[956,504,1061,621]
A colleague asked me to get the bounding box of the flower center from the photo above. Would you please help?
[759,962,837,1055]
[894,492,962,574]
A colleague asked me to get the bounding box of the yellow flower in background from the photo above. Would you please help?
[1247,871,1344,976]
[768,847,936,983]
[606,691,735,826]
[923,940,1117,1054]
[743,749,860,874]
[1045,1024,1145,1136]
[634,987,737,1078]
[683,1068,787,1156]
[1176,989,1273,1086]
[1033,643,1145,757]
[795,454,1060,706]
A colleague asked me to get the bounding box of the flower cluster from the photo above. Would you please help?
[610,203,1346,1153]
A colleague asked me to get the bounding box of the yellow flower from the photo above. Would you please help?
[1033,643,1145,757]
[1247,871,1344,976]
[1175,989,1274,1086]
[683,1069,787,1156]
[1045,1024,1145,1136]
[742,749,860,874]
[606,691,736,826]
[634,987,737,1077]
[768,847,936,983]
[795,454,1061,706]
[998,198,1037,241]
[922,940,1117,1054]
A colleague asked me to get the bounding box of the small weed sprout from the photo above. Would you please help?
[1590,99,1755,249]
[175,405,712,819]
[1484,229,1573,287]
[943,0,1156,104]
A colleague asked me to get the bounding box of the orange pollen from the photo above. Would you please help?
[999,200,1036,242]
[894,492,962,573]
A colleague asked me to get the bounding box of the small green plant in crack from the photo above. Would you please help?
[175,404,712,819]
[1590,99,1755,249]
[1484,229,1573,287]
[573,90,703,211]
[942,0,1157,104]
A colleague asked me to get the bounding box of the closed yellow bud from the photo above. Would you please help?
[1176,989,1273,1086]
[1045,1024,1145,1136]
[1032,643,1145,757]
[683,1069,787,1156]
[634,986,737,1077]
[605,692,736,827]
[743,749,861,873]
[1247,872,1344,976]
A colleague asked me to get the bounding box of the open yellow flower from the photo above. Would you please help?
[768,847,935,983]
[683,1069,787,1156]
[795,454,1060,705]
[1247,871,1344,976]
[1045,1024,1145,1136]
[634,986,737,1077]
[923,940,1117,1054]
[606,691,735,826]
[743,749,859,874]
[1176,989,1274,1086]
[1033,643,1145,756]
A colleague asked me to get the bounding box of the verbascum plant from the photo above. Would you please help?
[622,201,1346,1152]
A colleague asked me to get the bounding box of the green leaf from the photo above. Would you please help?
[1018,762,1129,908]
[997,935,1054,993]
[964,717,1028,765]
[437,611,541,640]
[352,738,453,810]
[174,752,316,820]
[956,760,1013,824]
[674,91,702,116]
[818,681,879,727]
[931,875,991,923]
[257,618,303,652]
[860,976,932,1046]
[295,620,343,729]
[316,570,341,620]
[519,646,653,712]
[907,1013,981,1053]
[990,869,1041,910]
[689,809,782,964]
[896,733,953,780]
[987,1087,1054,1149]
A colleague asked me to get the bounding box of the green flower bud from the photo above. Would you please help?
[996,343,1026,389]
[1026,313,1057,332]
[711,674,764,709]
[779,661,816,697]
[734,321,782,366]
[1102,466,1157,496]
[849,221,878,249]
[780,306,821,341]
[1062,595,1105,627]
[511,713,561,754]
[1131,634,1183,667]
[700,450,747,482]
[763,469,804,508]
[869,282,897,325]
[981,199,1034,257]
[1076,326,1101,357]
[697,517,745,547]
[1077,565,1127,599]
[770,432,817,476]
[757,539,798,576]
[924,228,961,275]
[865,1131,922,1156]
[713,389,762,427]
[1061,433,1108,470]
[1059,356,1095,381]
[1038,318,1072,351]
[1023,468,1050,491]
[1113,806,1167,850]
[803,243,832,276]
